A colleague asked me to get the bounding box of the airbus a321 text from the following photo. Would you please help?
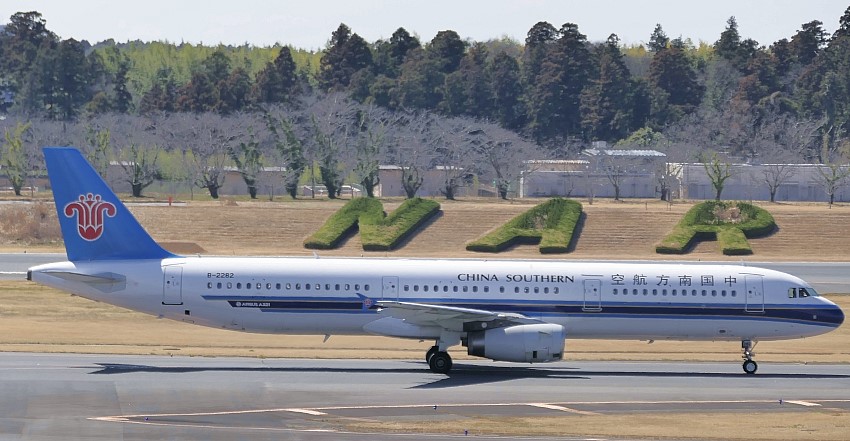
[28,147,844,374]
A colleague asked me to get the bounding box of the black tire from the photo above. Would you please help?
[425,345,439,363]
[743,360,758,375]
[428,351,453,374]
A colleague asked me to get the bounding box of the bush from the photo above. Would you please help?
[656,201,776,255]
[466,198,582,253]
[303,198,440,250]
[360,198,440,251]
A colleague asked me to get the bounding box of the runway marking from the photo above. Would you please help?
[784,400,821,407]
[284,408,328,416]
[0,271,25,275]
[529,403,600,416]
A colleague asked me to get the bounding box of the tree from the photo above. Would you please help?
[352,105,395,197]
[488,51,525,130]
[528,22,594,141]
[229,125,264,199]
[373,27,420,78]
[816,162,850,206]
[318,24,373,91]
[2,122,32,196]
[701,152,735,200]
[306,93,358,198]
[647,24,669,53]
[263,106,306,199]
[469,121,543,199]
[103,114,162,197]
[252,47,299,104]
[649,39,703,124]
[790,20,828,65]
[175,71,219,112]
[428,30,467,74]
[581,34,635,141]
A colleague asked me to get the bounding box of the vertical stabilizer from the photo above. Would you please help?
[44,147,175,261]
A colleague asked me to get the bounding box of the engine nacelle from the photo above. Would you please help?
[465,323,566,363]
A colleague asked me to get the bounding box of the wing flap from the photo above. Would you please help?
[375,300,539,331]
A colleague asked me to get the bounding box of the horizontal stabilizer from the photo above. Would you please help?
[40,270,126,293]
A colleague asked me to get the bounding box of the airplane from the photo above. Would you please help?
[28,147,844,375]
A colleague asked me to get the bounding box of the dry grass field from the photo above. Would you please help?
[3,197,850,260]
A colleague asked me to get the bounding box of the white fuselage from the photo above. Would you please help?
[29,256,844,342]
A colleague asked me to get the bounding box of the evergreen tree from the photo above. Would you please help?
[318,24,373,90]
[648,24,669,53]
[488,51,525,130]
[790,20,829,65]
[649,38,703,123]
[252,46,299,104]
[580,34,635,141]
[428,30,467,74]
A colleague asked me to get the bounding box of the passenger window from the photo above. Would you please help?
[345,284,350,290]
[514,287,520,294]
[335,284,340,290]
[423,285,429,292]
[285,283,291,289]
[554,287,559,294]
[207,282,212,289]
[533,287,539,294]
[237,283,242,289]
[266,283,271,290]
[524,287,530,294]
[652,289,657,296]
[227,282,232,289]
[217,282,222,289]
[295,283,300,290]
[500,286,505,293]
[711,290,717,297]
[276,283,281,290]
[355,284,360,291]
[305,284,310,290]
[472,286,478,293]
[462,286,468,293]
[413,285,419,292]
[484,286,489,293]
[246,284,252,291]
[453,286,459,292]
[731,290,737,297]
[404,285,409,292]
[544,287,549,294]
[325,284,331,290]
[443,286,449,292]
[613,288,618,295]
[365,284,370,291]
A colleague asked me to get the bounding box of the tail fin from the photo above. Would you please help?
[44,147,175,261]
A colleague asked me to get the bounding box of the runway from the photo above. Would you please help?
[2,353,849,440]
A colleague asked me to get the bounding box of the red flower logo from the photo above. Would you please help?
[64,194,117,241]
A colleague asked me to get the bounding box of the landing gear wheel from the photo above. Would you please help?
[743,359,758,375]
[428,351,452,374]
[425,345,439,363]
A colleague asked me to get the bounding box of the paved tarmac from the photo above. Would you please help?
[1,353,849,440]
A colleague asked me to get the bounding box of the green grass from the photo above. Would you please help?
[303,198,440,250]
[466,198,582,253]
[656,201,776,255]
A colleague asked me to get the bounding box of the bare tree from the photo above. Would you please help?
[427,115,476,200]
[469,120,543,200]
[393,111,433,198]
[100,114,162,197]
[228,120,265,199]
[305,93,358,199]
[262,106,306,199]
[164,113,245,199]
[352,105,396,198]
[700,152,735,201]
[816,163,850,206]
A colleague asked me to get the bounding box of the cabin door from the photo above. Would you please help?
[582,279,602,312]
[162,266,183,305]
[745,275,764,313]
[382,276,399,301]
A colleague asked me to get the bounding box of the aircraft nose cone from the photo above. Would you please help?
[835,305,845,327]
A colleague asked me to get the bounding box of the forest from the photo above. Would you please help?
[1,8,849,199]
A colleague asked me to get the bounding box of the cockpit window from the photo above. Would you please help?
[799,287,812,298]
[788,288,797,298]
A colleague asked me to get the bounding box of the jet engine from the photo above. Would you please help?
[465,323,566,363]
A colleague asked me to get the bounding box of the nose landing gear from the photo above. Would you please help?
[742,340,758,374]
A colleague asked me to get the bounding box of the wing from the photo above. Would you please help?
[375,300,541,332]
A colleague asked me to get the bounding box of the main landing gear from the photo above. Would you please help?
[742,339,758,375]
[426,344,453,374]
